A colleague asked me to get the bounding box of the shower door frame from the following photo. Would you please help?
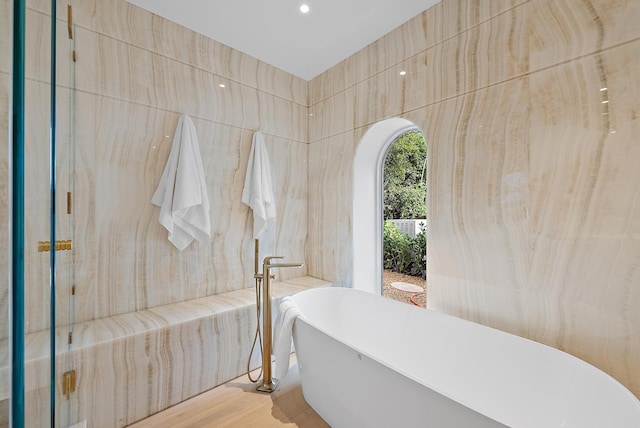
[10,0,27,424]
[10,0,59,426]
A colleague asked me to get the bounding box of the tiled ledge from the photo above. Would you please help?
[0,276,332,401]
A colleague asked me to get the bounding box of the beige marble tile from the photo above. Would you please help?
[1,277,331,426]
[307,131,363,286]
[309,86,357,143]
[527,40,640,393]
[429,0,528,40]
[26,0,308,106]
[307,0,640,401]
[310,6,529,143]
[413,75,530,330]
[73,25,307,143]
[3,0,310,336]
[310,0,529,104]
[0,7,75,87]
[406,4,529,109]
[268,137,309,281]
[0,2,10,75]
[72,97,308,321]
[529,0,640,73]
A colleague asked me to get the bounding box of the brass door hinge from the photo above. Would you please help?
[62,370,76,400]
[67,5,73,40]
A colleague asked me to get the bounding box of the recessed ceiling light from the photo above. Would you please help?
[399,70,407,76]
[600,87,608,91]
[219,83,226,88]
[300,4,310,13]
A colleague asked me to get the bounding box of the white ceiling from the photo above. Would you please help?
[126,0,440,81]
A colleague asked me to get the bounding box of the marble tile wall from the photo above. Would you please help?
[0,0,309,338]
[9,277,329,427]
[4,0,640,424]
[1,0,310,424]
[308,0,640,398]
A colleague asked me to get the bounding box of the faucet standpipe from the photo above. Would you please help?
[256,256,303,393]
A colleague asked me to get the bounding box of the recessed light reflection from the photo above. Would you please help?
[219,83,226,88]
[602,100,609,104]
[399,70,407,76]
[610,130,617,134]
[300,4,310,13]
[600,87,608,92]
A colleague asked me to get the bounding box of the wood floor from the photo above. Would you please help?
[128,355,329,428]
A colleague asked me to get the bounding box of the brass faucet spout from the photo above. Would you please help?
[263,263,304,269]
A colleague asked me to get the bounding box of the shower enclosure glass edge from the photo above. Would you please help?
[49,0,58,425]
[11,0,26,426]
[11,0,59,426]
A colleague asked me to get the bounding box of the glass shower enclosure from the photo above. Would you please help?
[4,1,78,426]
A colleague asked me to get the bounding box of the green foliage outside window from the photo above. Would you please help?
[383,221,426,279]
[382,130,427,278]
[383,130,426,220]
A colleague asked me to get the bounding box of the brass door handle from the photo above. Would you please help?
[38,240,73,252]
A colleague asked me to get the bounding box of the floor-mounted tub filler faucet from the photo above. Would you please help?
[246,239,303,393]
[257,256,303,393]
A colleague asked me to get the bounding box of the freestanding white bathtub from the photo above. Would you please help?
[290,287,640,428]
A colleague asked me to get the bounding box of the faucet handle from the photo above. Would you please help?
[263,255,284,264]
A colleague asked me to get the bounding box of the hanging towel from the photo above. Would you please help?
[242,131,276,239]
[274,296,301,380]
[151,114,210,251]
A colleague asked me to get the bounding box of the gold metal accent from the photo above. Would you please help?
[256,256,303,393]
[62,370,76,400]
[68,332,73,344]
[67,192,72,214]
[37,240,73,252]
[254,239,259,276]
[72,285,76,295]
[72,50,77,62]
[67,5,73,40]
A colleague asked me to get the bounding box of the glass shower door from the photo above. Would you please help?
[4,0,76,426]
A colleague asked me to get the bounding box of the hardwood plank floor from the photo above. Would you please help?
[128,355,329,427]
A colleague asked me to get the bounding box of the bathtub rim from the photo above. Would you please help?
[290,286,640,427]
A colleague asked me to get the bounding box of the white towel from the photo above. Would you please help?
[151,114,210,251]
[274,296,301,380]
[242,131,276,239]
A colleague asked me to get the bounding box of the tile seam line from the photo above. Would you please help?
[308,35,640,145]
[13,74,306,145]
[27,6,309,109]
[309,0,531,107]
